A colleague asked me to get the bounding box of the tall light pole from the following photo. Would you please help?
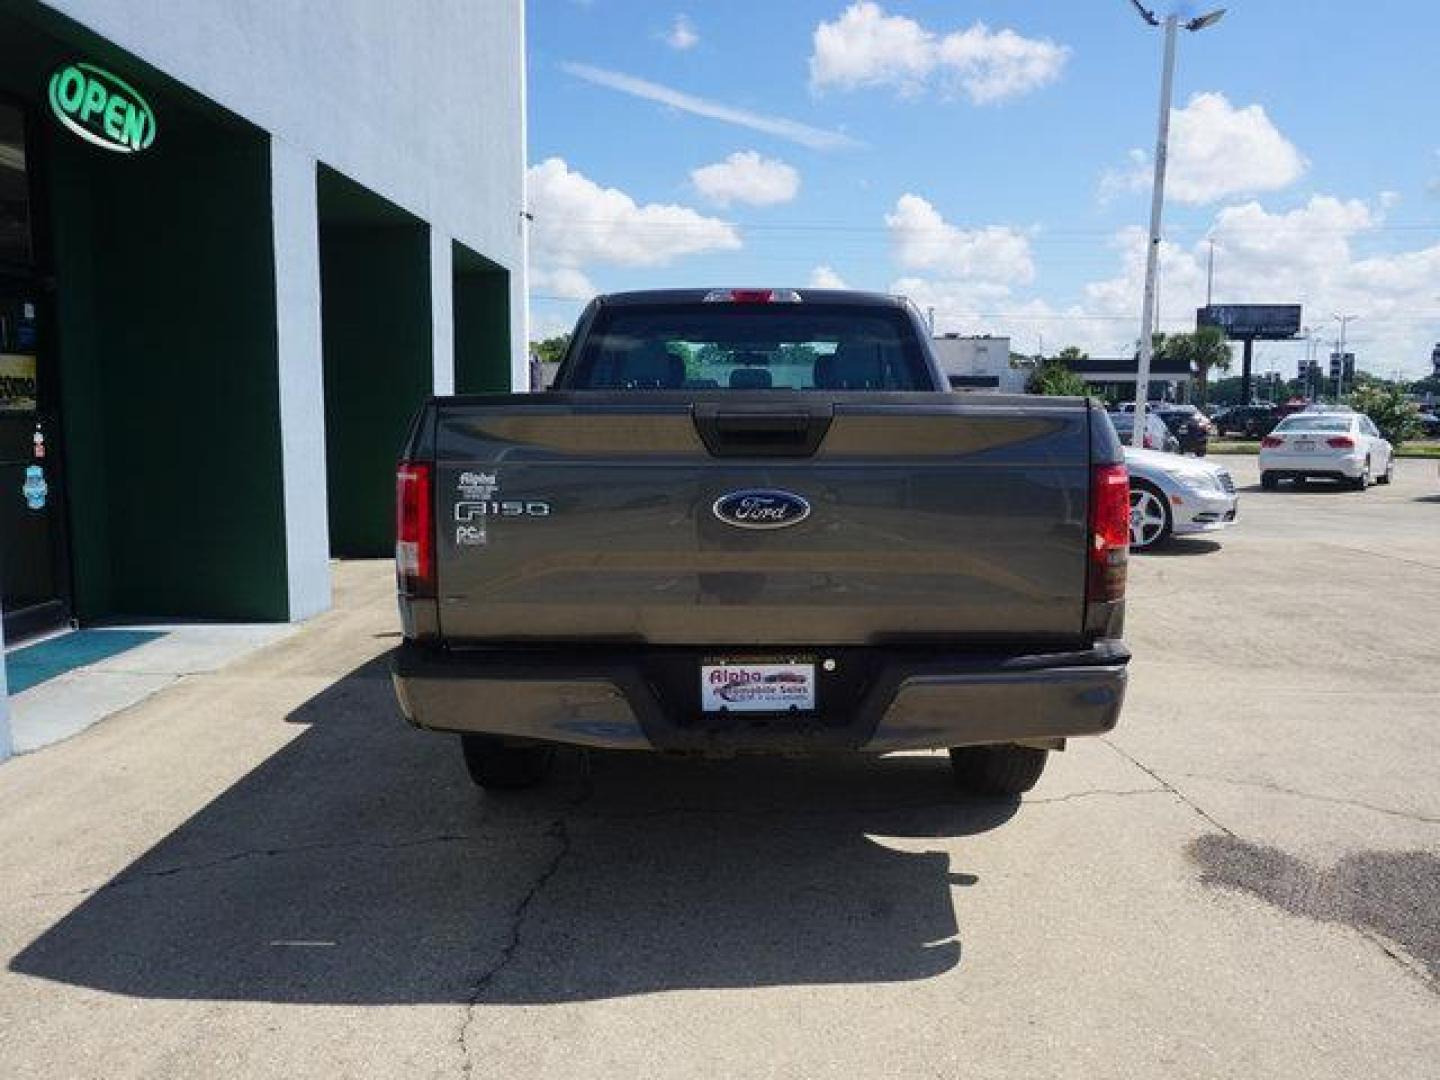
[1127,2,1226,446]
[1334,313,1357,400]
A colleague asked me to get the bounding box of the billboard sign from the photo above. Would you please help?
[1197,304,1302,340]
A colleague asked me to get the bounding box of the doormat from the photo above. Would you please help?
[5,629,167,695]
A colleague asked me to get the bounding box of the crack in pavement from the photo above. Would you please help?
[568,786,1170,823]
[18,785,1168,908]
[455,765,596,1079]
[1172,771,1440,826]
[1106,739,1436,992]
[1315,542,1440,575]
[1101,738,1238,839]
[22,833,490,902]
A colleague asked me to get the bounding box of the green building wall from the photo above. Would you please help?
[48,121,291,621]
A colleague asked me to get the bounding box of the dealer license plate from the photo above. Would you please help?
[701,661,816,713]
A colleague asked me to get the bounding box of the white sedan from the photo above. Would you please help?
[1259,412,1394,490]
[1123,446,1238,552]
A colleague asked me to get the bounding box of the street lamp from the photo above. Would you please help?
[1333,313,1358,400]
[1127,2,1226,446]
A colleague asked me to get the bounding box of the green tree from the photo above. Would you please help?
[530,333,571,364]
[1347,382,1422,447]
[1156,327,1231,404]
[1407,373,1440,397]
[1055,345,1089,363]
[1027,360,1089,397]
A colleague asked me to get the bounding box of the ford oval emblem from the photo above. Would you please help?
[712,489,811,530]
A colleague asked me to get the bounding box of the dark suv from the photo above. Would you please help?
[1212,404,1278,438]
[1155,405,1213,456]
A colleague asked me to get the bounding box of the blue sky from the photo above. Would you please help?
[526,1,1440,376]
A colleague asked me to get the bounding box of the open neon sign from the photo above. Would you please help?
[47,62,156,154]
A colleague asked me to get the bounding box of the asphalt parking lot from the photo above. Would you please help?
[1,455,1436,1079]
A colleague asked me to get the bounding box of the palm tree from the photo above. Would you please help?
[1158,327,1231,405]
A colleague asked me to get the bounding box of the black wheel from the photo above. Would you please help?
[1128,480,1173,551]
[1260,471,1278,491]
[1348,458,1371,491]
[1378,456,1394,485]
[461,735,555,790]
[949,745,1049,796]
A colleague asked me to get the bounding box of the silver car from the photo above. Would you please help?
[1124,446,1238,551]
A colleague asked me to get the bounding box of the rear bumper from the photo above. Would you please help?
[392,640,1129,754]
[1259,451,1365,478]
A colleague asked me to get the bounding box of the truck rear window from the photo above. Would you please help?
[565,303,934,391]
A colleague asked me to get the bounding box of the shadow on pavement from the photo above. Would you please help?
[1240,479,1370,494]
[1142,538,1223,557]
[10,656,1015,1004]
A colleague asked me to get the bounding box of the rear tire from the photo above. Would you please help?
[1348,459,1371,491]
[461,736,555,790]
[1378,456,1394,485]
[1260,471,1278,491]
[949,745,1049,796]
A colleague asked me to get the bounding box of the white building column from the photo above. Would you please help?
[0,616,12,762]
[430,229,455,395]
[271,137,332,622]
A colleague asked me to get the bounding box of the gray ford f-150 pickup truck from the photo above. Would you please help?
[392,289,1130,795]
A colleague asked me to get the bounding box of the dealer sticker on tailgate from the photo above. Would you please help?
[701,661,816,713]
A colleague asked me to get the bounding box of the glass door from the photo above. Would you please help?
[0,281,70,639]
[1,101,70,640]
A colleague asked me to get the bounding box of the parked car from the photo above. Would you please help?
[1123,446,1238,552]
[1259,412,1394,489]
[392,288,1132,797]
[1155,404,1213,456]
[1211,404,1279,438]
[1109,409,1180,452]
[1414,411,1440,438]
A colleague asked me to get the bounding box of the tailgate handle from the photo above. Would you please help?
[693,406,833,458]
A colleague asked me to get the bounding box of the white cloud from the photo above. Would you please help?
[809,265,849,289]
[562,62,860,151]
[886,191,1440,374]
[529,266,596,301]
[665,15,698,51]
[809,2,1069,104]
[526,158,741,298]
[885,194,1034,284]
[691,151,800,207]
[1101,92,1307,205]
[1075,195,1440,374]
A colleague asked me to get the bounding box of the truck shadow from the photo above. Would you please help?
[9,656,1015,1005]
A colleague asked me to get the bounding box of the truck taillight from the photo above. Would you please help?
[396,461,434,597]
[1088,463,1129,604]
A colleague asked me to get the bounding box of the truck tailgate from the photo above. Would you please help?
[431,393,1090,646]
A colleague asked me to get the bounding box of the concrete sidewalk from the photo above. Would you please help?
[5,621,296,754]
[1,463,1437,1078]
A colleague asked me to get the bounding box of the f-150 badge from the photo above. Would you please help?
[712,489,810,530]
